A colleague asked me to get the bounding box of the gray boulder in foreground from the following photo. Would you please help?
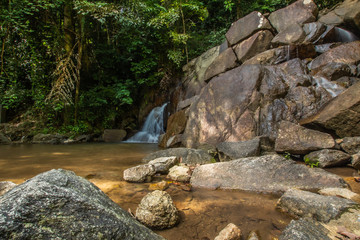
[216,138,261,162]
[277,189,357,223]
[279,218,331,240]
[0,181,16,196]
[142,148,212,165]
[190,155,347,194]
[0,169,164,240]
[304,149,351,168]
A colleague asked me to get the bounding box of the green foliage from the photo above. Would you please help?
[283,152,292,160]
[304,156,320,168]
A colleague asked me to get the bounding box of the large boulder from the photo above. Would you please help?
[148,156,179,174]
[0,181,16,196]
[135,190,179,229]
[275,121,335,154]
[216,138,261,162]
[159,110,187,148]
[268,0,318,33]
[103,129,127,143]
[225,11,272,46]
[123,164,156,183]
[190,154,347,194]
[340,136,360,154]
[232,30,274,63]
[0,169,164,239]
[203,48,238,82]
[300,82,360,138]
[167,165,191,182]
[280,218,331,240]
[142,148,213,165]
[271,23,306,46]
[303,22,327,43]
[304,149,351,168]
[277,189,357,223]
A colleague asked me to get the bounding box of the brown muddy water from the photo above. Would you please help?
[0,143,358,240]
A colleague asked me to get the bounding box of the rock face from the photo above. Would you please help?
[225,11,272,46]
[280,218,331,240]
[277,189,357,222]
[0,169,164,239]
[143,148,212,165]
[300,82,360,137]
[271,23,306,46]
[216,138,261,162]
[214,223,242,240]
[0,181,16,196]
[275,121,335,154]
[123,164,156,183]
[268,0,318,33]
[304,149,351,168]
[135,190,179,229]
[103,129,127,143]
[159,110,187,148]
[190,155,347,193]
[203,48,238,82]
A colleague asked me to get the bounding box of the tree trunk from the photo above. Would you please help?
[64,0,75,56]
[74,16,84,124]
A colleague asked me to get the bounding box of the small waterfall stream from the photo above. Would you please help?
[126,103,168,143]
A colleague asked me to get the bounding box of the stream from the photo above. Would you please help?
[0,143,358,239]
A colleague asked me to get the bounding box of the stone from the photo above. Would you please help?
[32,133,67,144]
[203,48,238,82]
[303,22,327,43]
[190,154,347,194]
[216,138,261,162]
[0,169,164,239]
[335,76,360,88]
[276,58,313,88]
[176,95,199,111]
[143,148,213,165]
[309,41,360,73]
[232,30,274,63]
[304,149,351,168]
[149,181,169,191]
[271,23,306,46]
[312,62,354,81]
[148,156,179,174]
[135,190,179,229]
[159,110,187,148]
[300,82,360,138]
[341,137,360,154]
[103,129,127,143]
[352,152,360,170]
[277,189,357,222]
[166,134,183,148]
[279,218,331,240]
[183,65,262,148]
[275,121,335,154]
[247,231,260,240]
[182,46,220,98]
[225,11,272,46]
[214,223,241,240]
[268,0,318,33]
[0,133,10,144]
[0,181,16,196]
[167,165,191,182]
[319,188,360,202]
[123,164,156,183]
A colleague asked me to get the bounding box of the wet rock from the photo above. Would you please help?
[214,223,241,240]
[319,188,360,202]
[143,148,212,165]
[277,58,313,88]
[183,65,262,148]
[225,11,272,47]
[165,134,183,148]
[176,95,199,111]
[341,137,360,154]
[0,181,16,196]
[0,133,10,144]
[149,181,169,191]
[312,62,354,81]
[309,41,360,73]
[216,138,261,162]
[159,110,187,148]
[247,231,260,240]
[303,22,327,43]
[279,218,331,240]
[233,30,274,63]
[335,76,360,88]
[300,82,360,138]
[123,164,156,183]
[203,48,238,82]
[182,46,220,98]
[268,0,318,33]
[0,169,164,239]
[103,129,127,143]
[167,165,191,182]
[148,156,179,174]
[304,149,351,168]
[190,154,347,193]
[275,121,335,154]
[277,189,357,222]
[271,23,306,46]
[135,190,179,229]
[352,152,360,170]
[32,133,67,144]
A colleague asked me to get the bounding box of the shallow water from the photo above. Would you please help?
[1,143,357,239]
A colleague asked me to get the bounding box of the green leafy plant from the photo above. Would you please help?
[304,156,319,168]
[283,152,292,160]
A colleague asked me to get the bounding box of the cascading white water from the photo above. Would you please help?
[126,103,168,143]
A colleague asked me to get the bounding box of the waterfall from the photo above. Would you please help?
[126,103,168,143]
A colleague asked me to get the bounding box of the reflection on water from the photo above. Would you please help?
[1,143,293,239]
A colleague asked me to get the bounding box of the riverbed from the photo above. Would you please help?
[0,143,358,239]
